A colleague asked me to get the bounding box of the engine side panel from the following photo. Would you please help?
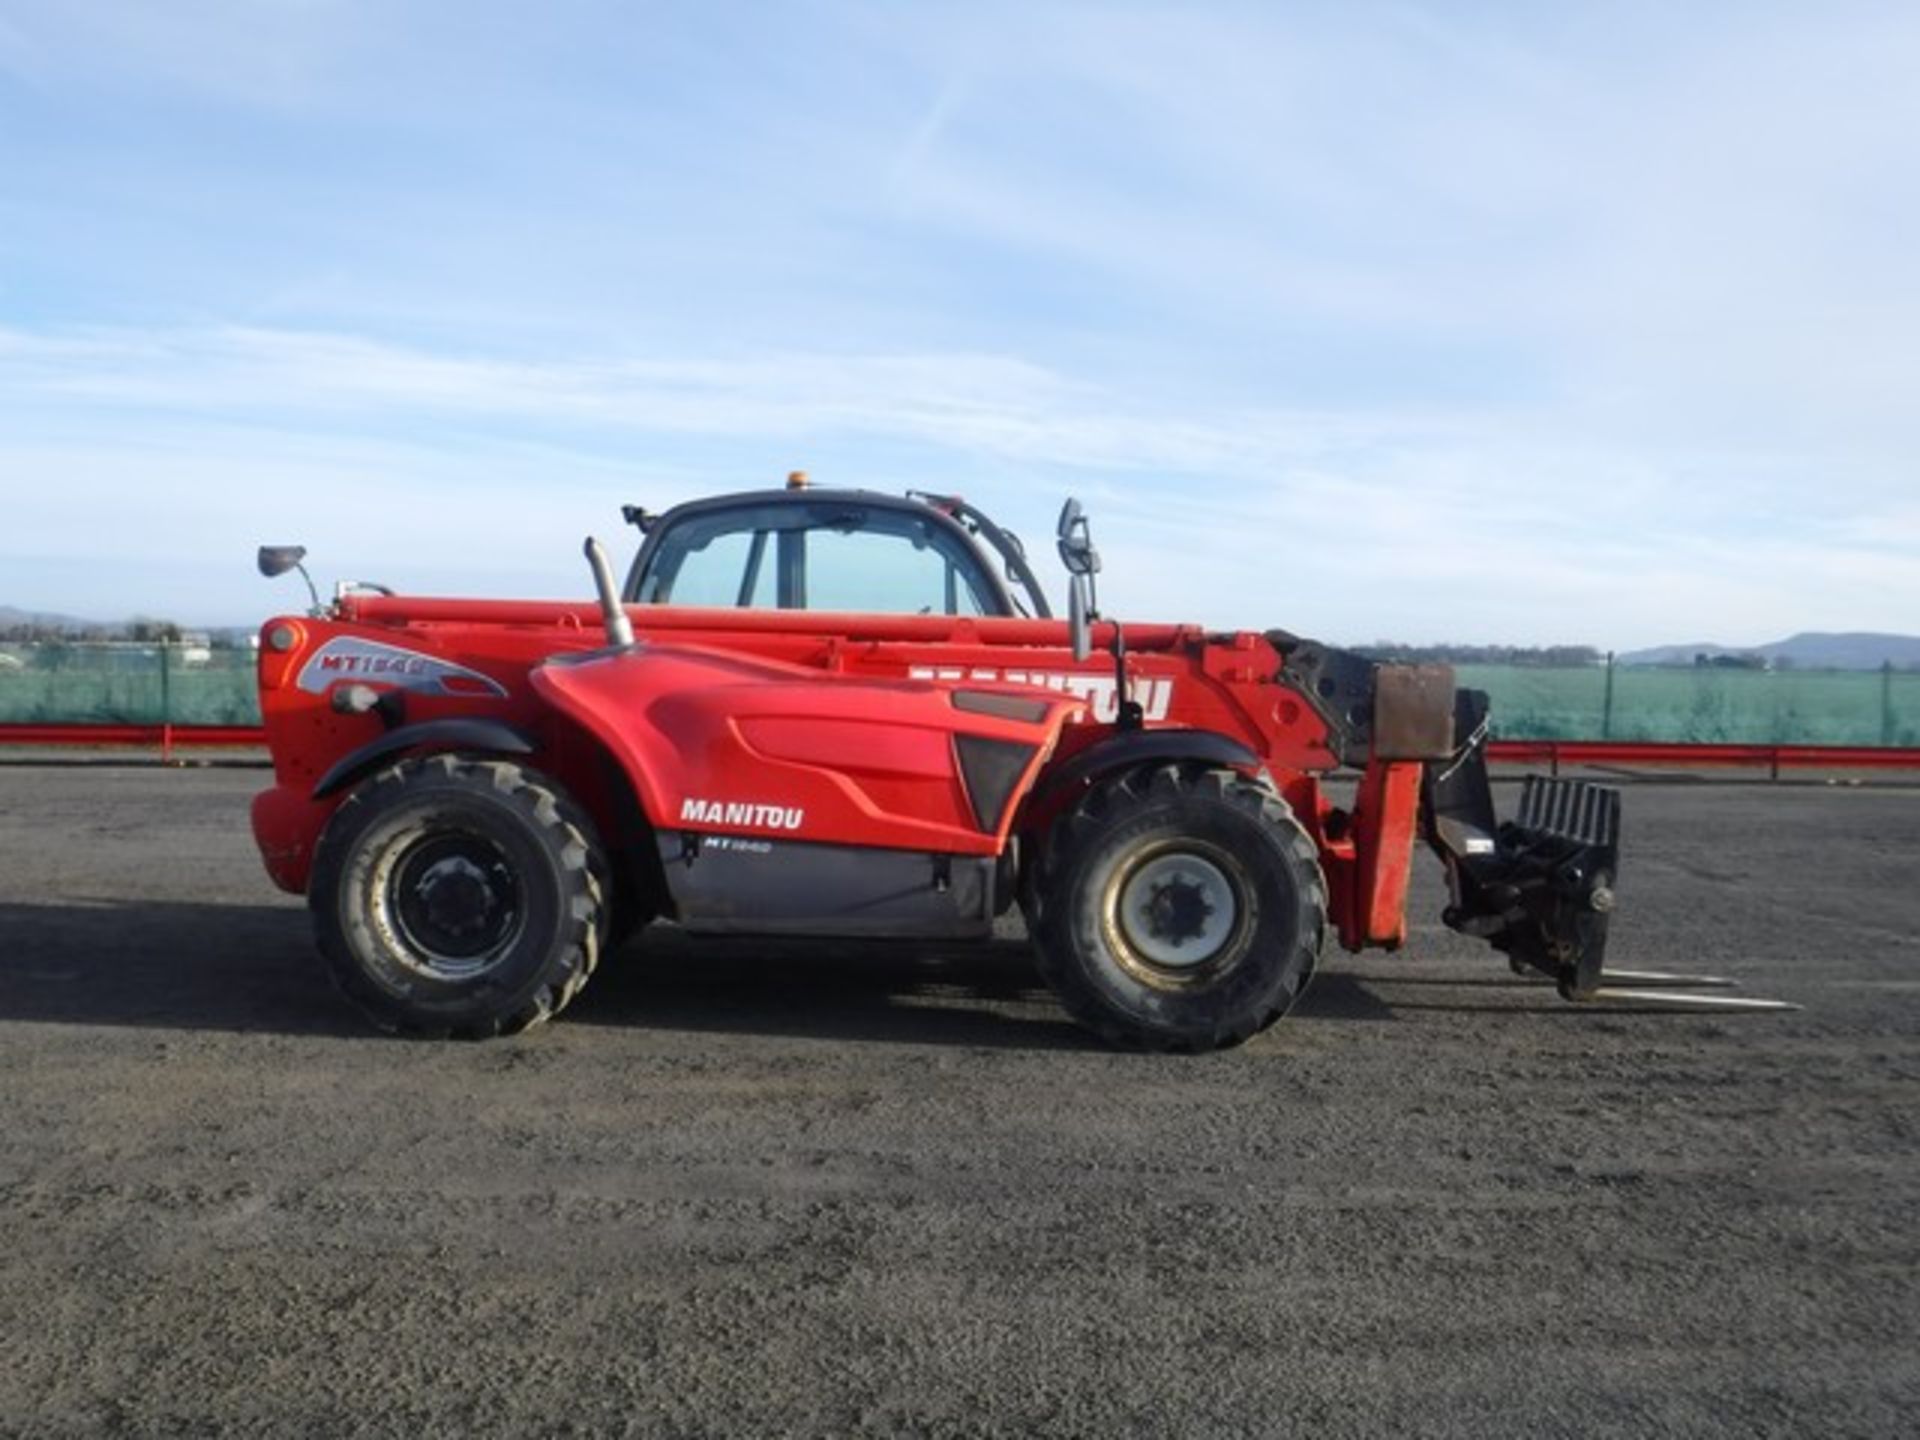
[530,643,1080,859]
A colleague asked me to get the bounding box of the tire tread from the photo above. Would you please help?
[311,755,607,1040]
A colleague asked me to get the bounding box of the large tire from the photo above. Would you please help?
[309,754,606,1038]
[1033,764,1326,1051]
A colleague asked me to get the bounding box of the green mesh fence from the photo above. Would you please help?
[2,644,1916,744]
[0,644,261,726]
[1455,664,1920,746]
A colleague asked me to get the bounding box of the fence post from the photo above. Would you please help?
[1884,660,1896,748]
[1601,650,1615,740]
[159,640,173,764]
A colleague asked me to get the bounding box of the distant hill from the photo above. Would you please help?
[1620,632,1920,670]
[0,604,103,632]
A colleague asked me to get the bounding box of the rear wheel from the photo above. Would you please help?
[1033,764,1326,1051]
[310,755,605,1038]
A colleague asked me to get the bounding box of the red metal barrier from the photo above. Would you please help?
[0,724,267,764]
[6,724,1920,774]
[1487,740,1920,776]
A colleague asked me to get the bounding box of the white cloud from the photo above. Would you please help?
[2,321,1915,643]
[1,5,1916,645]
[0,323,1403,474]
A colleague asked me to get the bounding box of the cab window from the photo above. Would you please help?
[806,525,989,615]
[642,527,777,608]
[633,503,1000,616]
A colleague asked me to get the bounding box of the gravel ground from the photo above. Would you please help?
[0,766,1915,1437]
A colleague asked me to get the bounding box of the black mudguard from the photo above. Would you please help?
[1029,728,1260,810]
[312,719,536,800]
[1422,691,1622,997]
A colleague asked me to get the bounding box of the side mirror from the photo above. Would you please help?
[1057,499,1101,662]
[1056,498,1100,577]
[257,544,321,613]
[257,545,307,578]
[1068,573,1092,662]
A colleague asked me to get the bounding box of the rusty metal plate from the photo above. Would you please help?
[1373,663,1457,759]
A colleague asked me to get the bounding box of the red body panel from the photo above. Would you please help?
[1346,761,1424,948]
[531,644,1078,856]
[252,597,1403,951]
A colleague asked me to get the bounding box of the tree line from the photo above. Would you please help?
[1355,642,1604,668]
[2,620,185,643]
[0,620,249,645]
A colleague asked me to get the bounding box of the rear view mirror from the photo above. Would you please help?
[1056,499,1100,577]
[256,543,321,613]
[1056,499,1100,661]
[257,545,307,578]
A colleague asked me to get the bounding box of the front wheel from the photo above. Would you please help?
[309,755,606,1038]
[1033,764,1326,1051]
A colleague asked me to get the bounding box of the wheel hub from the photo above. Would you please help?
[386,833,523,977]
[1147,876,1217,948]
[1114,852,1239,970]
[416,855,499,937]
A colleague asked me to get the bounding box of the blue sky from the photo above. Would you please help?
[1,1,1915,646]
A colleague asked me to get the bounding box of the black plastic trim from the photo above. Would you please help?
[952,690,1053,723]
[312,719,537,800]
[955,734,1037,833]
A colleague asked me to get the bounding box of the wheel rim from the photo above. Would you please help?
[1103,842,1253,988]
[375,829,525,981]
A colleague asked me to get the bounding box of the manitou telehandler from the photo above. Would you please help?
[250,476,1737,1051]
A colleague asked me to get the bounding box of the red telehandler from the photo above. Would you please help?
[250,476,1728,1051]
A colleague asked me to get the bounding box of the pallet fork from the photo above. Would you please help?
[1425,693,1796,1014]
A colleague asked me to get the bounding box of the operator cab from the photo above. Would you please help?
[621,482,1053,619]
